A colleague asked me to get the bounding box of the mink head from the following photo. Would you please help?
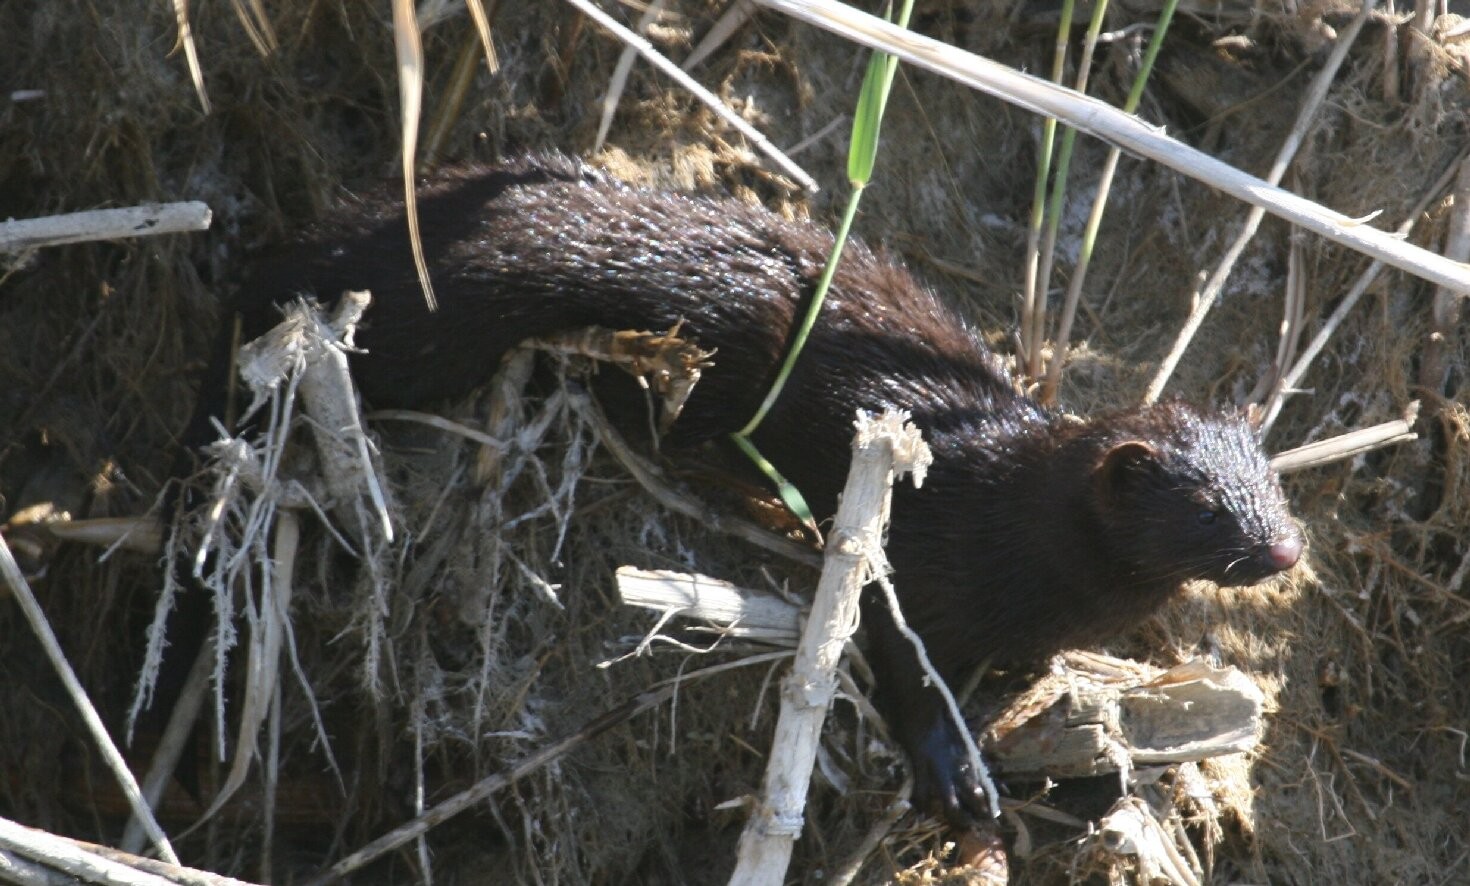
[1090,403,1303,587]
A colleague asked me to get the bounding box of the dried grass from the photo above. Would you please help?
[2,0,1468,883]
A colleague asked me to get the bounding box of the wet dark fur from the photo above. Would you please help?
[180,154,1303,821]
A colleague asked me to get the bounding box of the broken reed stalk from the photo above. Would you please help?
[1270,405,1420,474]
[0,536,179,865]
[0,202,212,252]
[729,410,930,885]
[1144,0,1378,403]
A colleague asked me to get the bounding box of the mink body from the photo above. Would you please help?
[182,155,1304,821]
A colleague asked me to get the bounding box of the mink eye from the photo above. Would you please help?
[1197,509,1217,525]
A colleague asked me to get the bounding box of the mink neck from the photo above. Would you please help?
[886,414,1182,671]
[1015,416,1181,591]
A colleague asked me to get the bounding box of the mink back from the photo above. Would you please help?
[200,154,1036,516]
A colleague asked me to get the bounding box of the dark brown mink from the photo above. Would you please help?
[175,153,1305,823]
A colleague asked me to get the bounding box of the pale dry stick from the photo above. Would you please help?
[227,0,278,55]
[567,389,824,568]
[594,0,670,153]
[421,31,488,171]
[473,347,534,484]
[1339,747,1415,791]
[465,0,499,74]
[412,697,432,885]
[3,827,264,886]
[121,638,216,854]
[1382,8,1401,103]
[168,0,210,113]
[369,410,510,451]
[1418,155,1470,399]
[1256,229,1309,420]
[45,516,164,553]
[755,0,1470,292]
[1413,0,1435,32]
[1270,405,1420,474]
[1281,232,1309,386]
[392,0,438,311]
[0,202,212,252]
[297,292,394,544]
[0,536,179,864]
[683,0,757,71]
[1262,150,1468,433]
[0,849,64,885]
[826,783,912,886]
[1266,230,1304,403]
[786,115,847,157]
[261,679,282,884]
[1144,0,1378,404]
[67,837,261,886]
[0,818,178,886]
[729,411,929,885]
[563,0,818,193]
[615,566,804,645]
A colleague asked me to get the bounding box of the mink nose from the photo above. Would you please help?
[1267,536,1303,571]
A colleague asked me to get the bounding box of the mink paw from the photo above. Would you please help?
[911,716,993,826]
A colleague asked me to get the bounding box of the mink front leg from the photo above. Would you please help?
[864,595,991,824]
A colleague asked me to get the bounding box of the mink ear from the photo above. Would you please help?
[1095,440,1159,499]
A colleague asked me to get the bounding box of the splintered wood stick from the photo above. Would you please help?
[0,202,211,252]
[730,410,930,885]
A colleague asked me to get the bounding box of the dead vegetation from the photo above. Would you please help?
[1,0,1468,883]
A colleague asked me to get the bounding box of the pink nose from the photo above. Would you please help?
[1268,536,1303,571]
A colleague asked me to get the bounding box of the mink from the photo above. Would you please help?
[178,154,1304,823]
